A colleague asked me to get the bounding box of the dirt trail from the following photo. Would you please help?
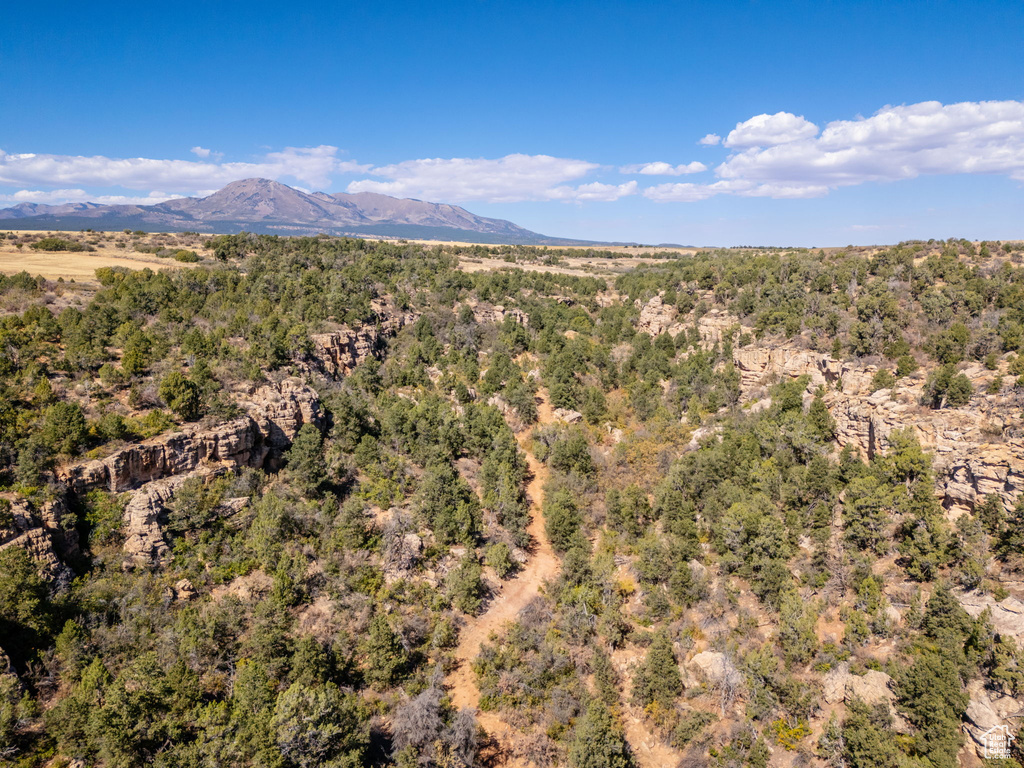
[447,392,559,752]
[611,648,686,768]
[447,391,680,768]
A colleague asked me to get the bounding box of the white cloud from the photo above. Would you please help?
[548,180,638,202]
[642,179,764,202]
[716,100,1024,190]
[698,133,722,146]
[190,146,211,158]
[724,112,819,148]
[643,182,719,202]
[347,153,602,202]
[0,146,369,191]
[0,188,182,206]
[650,99,1024,202]
[620,161,707,176]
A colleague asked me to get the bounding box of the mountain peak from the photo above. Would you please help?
[0,179,574,244]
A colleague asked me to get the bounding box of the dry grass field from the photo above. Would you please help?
[0,229,685,283]
[0,230,202,283]
[456,253,671,277]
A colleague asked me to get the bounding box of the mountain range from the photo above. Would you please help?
[0,179,589,245]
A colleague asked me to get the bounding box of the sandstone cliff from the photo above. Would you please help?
[634,295,1024,517]
[0,496,77,585]
[298,301,417,379]
[37,378,324,569]
[58,378,323,495]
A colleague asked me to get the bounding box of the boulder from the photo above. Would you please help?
[636,295,677,337]
[957,591,1024,640]
[553,408,583,424]
[689,651,741,687]
[822,662,895,706]
[166,578,197,602]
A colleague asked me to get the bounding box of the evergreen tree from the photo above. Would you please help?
[897,648,968,768]
[568,700,632,768]
[285,423,327,497]
[159,371,202,421]
[997,497,1024,560]
[362,615,408,689]
[631,631,682,710]
[271,682,366,768]
[545,488,583,553]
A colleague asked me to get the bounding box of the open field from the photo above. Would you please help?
[456,253,670,277]
[0,250,187,283]
[0,230,198,283]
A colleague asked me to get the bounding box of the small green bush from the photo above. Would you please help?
[30,237,88,252]
[485,542,517,579]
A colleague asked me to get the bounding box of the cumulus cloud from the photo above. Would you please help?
[190,146,224,161]
[0,188,181,206]
[620,161,707,176]
[698,133,722,146]
[0,146,369,191]
[650,99,1024,201]
[547,180,639,202]
[717,100,1024,188]
[346,153,605,202]
[724,112,819,148]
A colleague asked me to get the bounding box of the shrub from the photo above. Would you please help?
[895,354,918,377]
[447,554,485,615]
[159,371,202,420]
[485,542,517,579]
[29,237,86,252]
[173,249,200,263]
[870,369,896,392]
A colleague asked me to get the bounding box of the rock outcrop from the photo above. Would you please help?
[122,469,216,568]
[0,527,74,585]
[963,679,1024,758]
[733,346,878,396]
[825,388,1024,515]
[635,295,739,348]
[957,591,1024,640]
[59,379,322,495]
[722,338,1024,517]
[299,302,416,379]
[636,295,677,337]
[822,662,895,707]
[49,379,325,568]
[470,302,528,326]
[0,496,77,585]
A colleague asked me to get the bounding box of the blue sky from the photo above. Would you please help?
[2,0,1023,245]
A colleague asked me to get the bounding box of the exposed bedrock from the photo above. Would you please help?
[299,302,417,379]
[58,378,323,495]
[48,378,324,568]
[635,296,1024,517]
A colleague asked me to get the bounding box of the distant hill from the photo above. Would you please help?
[0,178,600,245]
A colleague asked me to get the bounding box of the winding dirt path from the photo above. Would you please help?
[610,648,686,768]
[447,391,681,768]
[447,392,559,754]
